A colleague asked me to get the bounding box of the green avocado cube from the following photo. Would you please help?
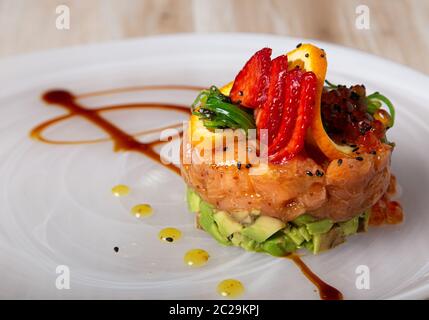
[283,235,298,253]
[292,214,317,227]
[262,235,287,257]
[240,238,259,251]
[298,225,312,242]
[213,211,243,237]
[285,227,305,245]
[306,219,334,235]
[186,188,201,213]
[209,226,231,246]
[199,206,214,231]
[199,200,214,216]
[199,204,230,246]
[241,216,286,243]
[230,232,243,246]
[339,216,359,236]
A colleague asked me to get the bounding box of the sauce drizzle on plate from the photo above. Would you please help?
[288,254,343,300]
[31,86,201,175]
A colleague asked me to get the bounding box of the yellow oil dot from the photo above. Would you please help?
[111,184,130,197]
[217,279,244,298]
[159,227,182,243]
[131,204,153,218]
[184,249,209,267]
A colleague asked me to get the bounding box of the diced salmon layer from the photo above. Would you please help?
[181,144,392,222]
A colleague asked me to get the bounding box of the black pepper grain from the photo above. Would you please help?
[370,150,377,155]
[315,170,324,177]
[337,159,343,166]
[306,170,313,177]
[237,162,242,170]
[352,147,360,152]
[165,237,174,243]
[245,163,252,169]
[305,53,309,58]
[356,156,364,161]
[114,247,119,253]
[296,43,302,48]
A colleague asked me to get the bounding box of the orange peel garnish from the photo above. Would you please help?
[287,44,353,159]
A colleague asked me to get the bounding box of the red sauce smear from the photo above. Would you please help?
[288,254,343,300]
[31,85,343,300]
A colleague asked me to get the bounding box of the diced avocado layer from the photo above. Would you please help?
[306,219,334,235]
[187,188,370,256]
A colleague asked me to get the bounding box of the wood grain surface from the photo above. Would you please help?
[0,0,428,73]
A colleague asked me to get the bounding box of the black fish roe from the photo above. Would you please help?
[321,85,385,145]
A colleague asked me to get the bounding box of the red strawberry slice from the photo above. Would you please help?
[269,67,303,154]
[256,55,288,145]
[269,71,317,163]
[230,48,272,108]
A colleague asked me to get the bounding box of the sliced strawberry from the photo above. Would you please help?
[230,48,272,108]
[256,55,288,145]
[269,71,317,163]
[268,67,303,154]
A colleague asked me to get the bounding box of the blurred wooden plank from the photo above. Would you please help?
[0,0,427,73]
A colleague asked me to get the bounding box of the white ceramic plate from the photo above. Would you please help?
[1,33,429,300]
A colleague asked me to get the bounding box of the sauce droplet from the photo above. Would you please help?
[111,184,130,197]
[159,227,182,243]
[184,249,209,267]
[217,279,244,298]
[131,204,153,218]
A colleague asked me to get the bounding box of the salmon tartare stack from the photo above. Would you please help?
[181,44,403,256]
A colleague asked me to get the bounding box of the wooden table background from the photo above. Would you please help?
[1,0,428,74]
